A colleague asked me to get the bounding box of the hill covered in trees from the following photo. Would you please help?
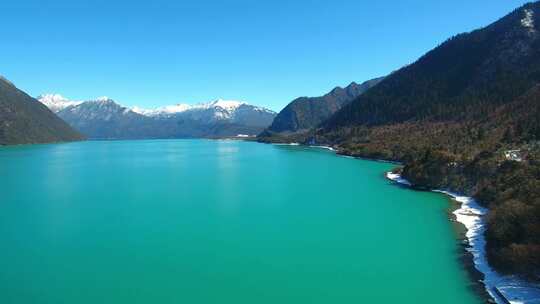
[259,77,383,141]
[0,76,84,145]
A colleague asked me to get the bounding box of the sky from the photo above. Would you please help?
[0,0,532,111]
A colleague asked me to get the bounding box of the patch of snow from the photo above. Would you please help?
[521,9,536,32]
[252,105,276,114]
[96,96,111,102]
[387,173,540,304]
[211,99,245,111]
[132,104,194,116]
[386,172,412,186]
[87,98,116,108]
[310,145,336,152]
[37,93,83,113]
[131,106,152,115]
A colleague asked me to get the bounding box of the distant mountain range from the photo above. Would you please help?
[38,95,276,139]
[0,77,83,145]
[260,77,383,138]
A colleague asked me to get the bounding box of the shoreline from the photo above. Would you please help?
[386,172,540,304]
[445,199,495,303]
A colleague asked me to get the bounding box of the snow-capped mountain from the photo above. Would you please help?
[59,97,140,121]
[38,94,277,139]
[37,94,82,113]
[49,97,154,139]
[133,99,247,117]
[132,99,276,126]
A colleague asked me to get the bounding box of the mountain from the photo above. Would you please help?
[265,78,383,134]
[133,99,276,127]
[55,97,158,139]
[0,76,84,145]
[311,3,540,277]
[40,96,276,139]
[37,93,82,113]
[259,77,383,140]
[134,99,277,138]
[324,5,540,129]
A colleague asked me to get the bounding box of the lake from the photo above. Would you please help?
[0,140,482,303]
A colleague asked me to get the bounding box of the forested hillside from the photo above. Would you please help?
[259,77,383,140]
[0,76,84,145]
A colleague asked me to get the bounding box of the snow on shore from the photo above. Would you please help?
[386,172,412,186]
[274,143,300,146]
[309,145,336,151]
[387,172,540,304]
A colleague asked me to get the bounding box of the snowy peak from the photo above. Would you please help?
[38,93,275,122]
[86,97,118,106]
[132,98,275,119]
[131,103,194,116]
[38,94,138,119]
[37,94,82,113]
[95,96,113,102]
[38,93,276,136]
[37,93,69,105]
[209,99,245,111]
[59,96,144,124]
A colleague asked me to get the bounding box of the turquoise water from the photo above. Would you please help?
[0,140,481,304]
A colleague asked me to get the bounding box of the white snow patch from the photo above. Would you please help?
[310,145,336,152]
[96,96,111,102]
[131,98,275,122]
[131,106,152,115]
[521,9,536,32]
[132,99,247,117]
[37,94,83,113]
[386,173,540,304]
[212,99,245,111]
[132,104,194,116]
[386,172,412,186]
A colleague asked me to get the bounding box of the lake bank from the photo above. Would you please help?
[387,172,540,304]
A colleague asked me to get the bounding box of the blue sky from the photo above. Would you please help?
[0,0,531,111]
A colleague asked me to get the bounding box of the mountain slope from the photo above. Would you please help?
[313,3,540,278]
[56,98,159,139]
[37,94,82,113]
[262,77,383,136]
[134,99,276,128]
[41,96,276,139]
[323,5,540,129]
[0,76,84,145]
